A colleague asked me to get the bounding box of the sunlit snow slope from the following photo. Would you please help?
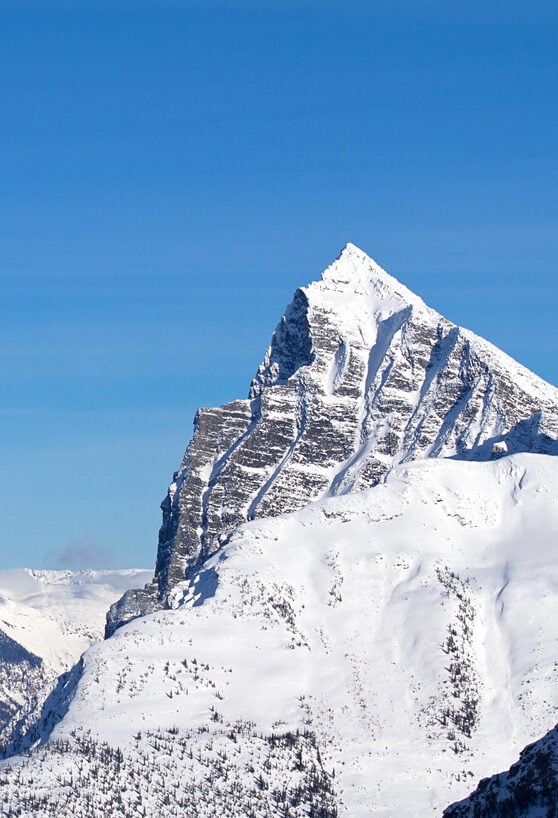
[0,569,152,736]
[2,455,558,817]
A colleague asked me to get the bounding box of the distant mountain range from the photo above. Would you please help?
[1,245,557,817]
[0,568,151,739]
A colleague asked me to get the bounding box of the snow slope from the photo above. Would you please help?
[2,455,558,817]
[0,569,152,736]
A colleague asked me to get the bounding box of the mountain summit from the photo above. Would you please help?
[107,245,558,634]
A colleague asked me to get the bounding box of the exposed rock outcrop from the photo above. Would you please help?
[444,723,558,817]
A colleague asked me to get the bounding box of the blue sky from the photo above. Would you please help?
[1,1,557,570]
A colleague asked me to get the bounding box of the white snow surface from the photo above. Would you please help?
[3,454,558,817]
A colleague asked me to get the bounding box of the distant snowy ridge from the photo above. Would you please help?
[0,568,151,738]
[108,244,558,634]
[2,455,558,816]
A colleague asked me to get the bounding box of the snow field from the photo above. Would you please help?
[2,454,558,815]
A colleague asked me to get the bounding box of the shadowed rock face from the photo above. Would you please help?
[0,631,45,736]
[443,723,558,817]
[106,244,558,635]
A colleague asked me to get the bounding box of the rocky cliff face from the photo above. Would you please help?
[444,723,558,817]
[107,243,558,635]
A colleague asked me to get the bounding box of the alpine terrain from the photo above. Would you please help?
[1,244,558,818]
[0,569,152,741]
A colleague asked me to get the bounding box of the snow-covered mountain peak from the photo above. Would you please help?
[316,242,426,316]
[250,243,428,400]
[107,247,558,635]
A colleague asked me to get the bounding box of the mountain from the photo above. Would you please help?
[3,456,558,816]
[0,568,152,738]
[108,243,558,635]
[1,245,558,818]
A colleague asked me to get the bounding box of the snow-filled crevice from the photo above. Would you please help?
[360,306,413,449]
[469,372,498,451]
[327,307,411,495]
[198,395,263,559]
[401,326,460,460]
[363,306,413,401]
[246,378,309,521]
[429,383,476,459]
[327,335,348,395]
[429,341,484,458]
